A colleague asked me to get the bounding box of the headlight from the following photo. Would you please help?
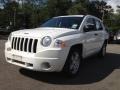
[41,36,52,47]
[54,40,66,48]
[8,33,12,41]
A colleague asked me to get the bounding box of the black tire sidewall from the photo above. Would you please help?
[98,44,106,58]
[63,48,82,76]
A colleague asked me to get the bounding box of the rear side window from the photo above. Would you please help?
[95,20,103,30]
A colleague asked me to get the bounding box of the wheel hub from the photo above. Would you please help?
[70,52,80,74]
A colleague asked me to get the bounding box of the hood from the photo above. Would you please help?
[12,27,79,39]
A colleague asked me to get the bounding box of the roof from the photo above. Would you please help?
[54,15,85,18]
[54,15,102,21]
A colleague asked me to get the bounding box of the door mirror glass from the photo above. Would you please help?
[84,23,95,32]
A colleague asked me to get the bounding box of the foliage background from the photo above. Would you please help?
[0,0,120,32]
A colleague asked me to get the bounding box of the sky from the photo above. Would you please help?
[89,0,120,13]
[90,0,120,12]
[107,0,120,12]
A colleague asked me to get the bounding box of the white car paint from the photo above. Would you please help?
[5,15,109,72]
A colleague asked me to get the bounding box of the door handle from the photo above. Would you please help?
[94,33,98,36]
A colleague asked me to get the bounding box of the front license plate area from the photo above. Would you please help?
[12,54,22,61]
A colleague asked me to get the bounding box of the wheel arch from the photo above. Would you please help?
[62,43,83,76]
[69,44,83,55]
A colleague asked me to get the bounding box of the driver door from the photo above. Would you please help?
[83,18,98,57]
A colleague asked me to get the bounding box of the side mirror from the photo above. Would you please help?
[83,23,95,32]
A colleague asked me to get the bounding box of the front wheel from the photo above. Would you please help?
[63,48,82,77]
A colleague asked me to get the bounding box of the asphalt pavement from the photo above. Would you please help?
[0,38,120,90]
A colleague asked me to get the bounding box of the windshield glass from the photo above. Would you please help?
[41,17,84,29]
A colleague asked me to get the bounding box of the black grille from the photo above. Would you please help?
[24,38,28,52]
[11,37,38,53]
[17,38,20,50]
[28,39,33,52]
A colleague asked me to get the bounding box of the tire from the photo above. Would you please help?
[63,48,82,77]
[98,43,106,58]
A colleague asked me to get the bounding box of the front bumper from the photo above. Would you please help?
[5,42,70,72]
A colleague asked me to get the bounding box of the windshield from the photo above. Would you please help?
[41,17,84,29]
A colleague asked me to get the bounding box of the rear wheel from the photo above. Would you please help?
[63,48,82,77]
[98,44,106,58]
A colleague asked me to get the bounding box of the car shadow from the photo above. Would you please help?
[19,53,120,85]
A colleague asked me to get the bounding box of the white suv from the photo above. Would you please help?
[5,15,109,76]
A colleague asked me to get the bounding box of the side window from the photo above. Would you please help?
[95,20,103,30]
[86,18,96,31]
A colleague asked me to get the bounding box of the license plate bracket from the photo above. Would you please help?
[12,54,22,61]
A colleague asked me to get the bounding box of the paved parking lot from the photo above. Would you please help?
[0,39,120,90]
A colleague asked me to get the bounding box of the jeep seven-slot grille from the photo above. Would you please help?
[11,37,38,53]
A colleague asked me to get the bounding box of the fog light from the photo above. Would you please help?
[41,62,51,69]
[7,47,11,51]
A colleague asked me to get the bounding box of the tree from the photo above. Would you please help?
[3,1,20,30]
[0,0,117,33]
[116,5,120,14]
[67,0,109,19]
[45,0,72,17]
[67,0,89,15]
[67,3,87,15]
[112,6,120,31]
